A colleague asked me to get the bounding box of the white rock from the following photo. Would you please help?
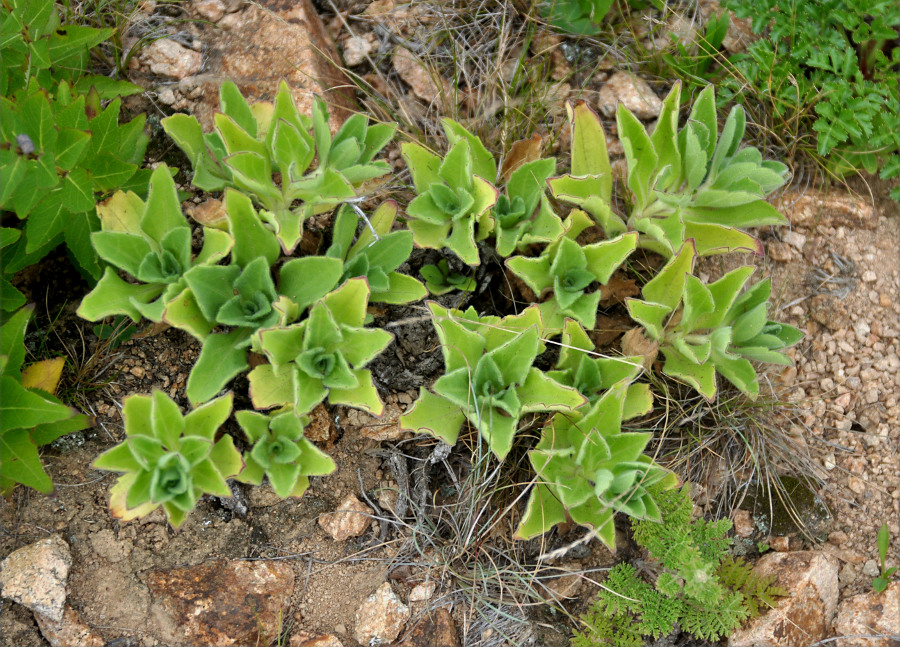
[342,35,375,66]
[597,71,662,120]
[0,535,71,622]
[354,582,410,645]
[318,494,373,541]
[408,581,436,602]
[142,39,203,80]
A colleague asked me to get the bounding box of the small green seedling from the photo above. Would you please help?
[92,391,243,529]
[419,259,476,295]
[234,410,336,499]
[492,157,563,257]
[873,523,898,593]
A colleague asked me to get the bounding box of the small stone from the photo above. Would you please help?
[770,536,790,552]
[131,365,145,378]
[833,581,899,647]
[354,582,410,645]
[408,581,436,602]
[861,560,880,578]
[828,531,848,545]
[158,88,177,105]
[767,241,793,262]
[861,270,877,283]
[597,71,662,120]
[823,453,837,471]
[396,607,459,647]
[732,509,754,538]
[835,393,852,409]
[318,494,373,541]
[34,604,104,647]
[142,558,294,647]
[342,34,375,66]
[782,230,807,250]
[0,535,71,622]
[879,293,891,307]
[142,39,203,80]
[193,0,225,22]
[848,477,866,495]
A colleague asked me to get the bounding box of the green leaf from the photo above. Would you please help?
[279,257,343,312]
[442,118,497,181]
[662,347,717,400]
[329,368,384,415]
[224,189,280,268]
[0,427,53,494]
[1,374,78,430]
[399,388,467,446]
[400,142,443,192]
[186,331,249,405]
[219,81,257,137]
[569,101,612,202]
[248,363,296,410]
[77,267,165,322]
[514,483,567,540]
[642,242,695,310]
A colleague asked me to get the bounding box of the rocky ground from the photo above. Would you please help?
[0,1,898,646]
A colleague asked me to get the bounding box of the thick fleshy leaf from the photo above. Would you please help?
[186,331,250,405]
[642,241,695,310]
[662,347,717,400]
[278,256,343,312]
[517,369,586,413]
[225,189,280,267]
[329,369,384,415]
[569,101,612,202]
[248,363,296,410]
[399,388,467,445]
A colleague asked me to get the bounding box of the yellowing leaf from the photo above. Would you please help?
[96,189,145,233]
[21,357,66,395]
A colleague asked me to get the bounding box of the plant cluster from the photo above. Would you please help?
[572,485,787,646]
[2,3,802,585]
[721,0,899,198]
[1,0,148,304]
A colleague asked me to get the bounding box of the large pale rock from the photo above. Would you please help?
[183,0,354,131]
[289,631,344,647]
[397,607,459,647]
[354,582,410,645]
[34,604,104,647]
[729,551,839,647]
[192,0,226,22]
[771,189,877,230]
[833,581,899,647]
[0,535,71,622]
[142,558,294,647]
[318,494,373,541]
[142,39,203,79]
[597,71,662,120]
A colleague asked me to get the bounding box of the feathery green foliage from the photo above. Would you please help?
[574,485,787,645]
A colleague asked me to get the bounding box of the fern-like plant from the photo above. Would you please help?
[573,485,787,645]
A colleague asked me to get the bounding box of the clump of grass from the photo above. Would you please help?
[630,373,831,540]
[366,423,603,647]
